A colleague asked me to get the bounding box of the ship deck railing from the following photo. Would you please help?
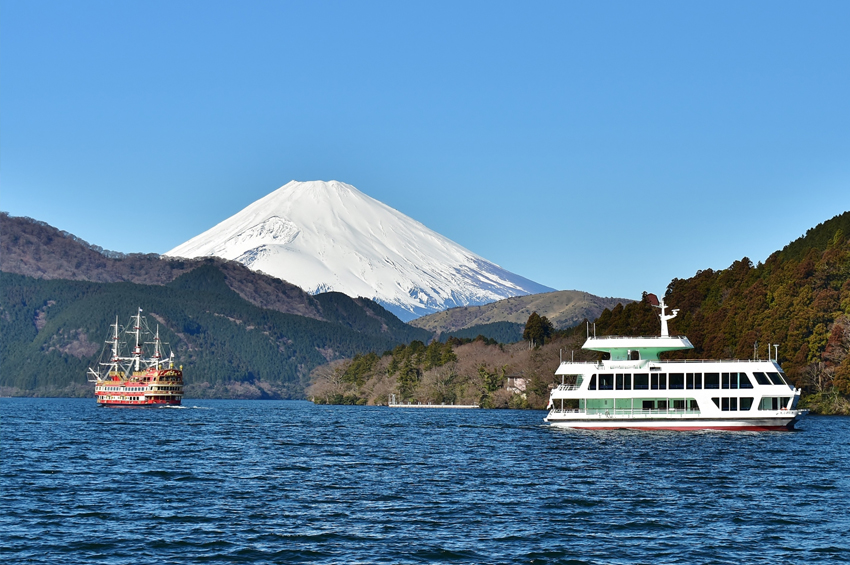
[548,408,702,417]
[558,358,778,366]
[652,359,776,364]
[588,335,689,340]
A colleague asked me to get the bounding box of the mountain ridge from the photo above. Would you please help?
[410,289,632,334]
[0,212,426,336]
[165,180,556,320]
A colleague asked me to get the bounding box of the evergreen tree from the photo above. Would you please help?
[440,342,458,365]
[522,311,553,348]
[397,357,420,399]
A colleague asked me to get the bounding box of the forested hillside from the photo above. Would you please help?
[0,265,431,398]
[306,332,588,410]
[586,211,850,413]
[312,211,850,414]
[0,213,418,327]
[435,321,526,344]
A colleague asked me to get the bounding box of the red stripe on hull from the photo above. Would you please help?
[100,404,175,408]
[569,425,794,431]
[98,401,181,408]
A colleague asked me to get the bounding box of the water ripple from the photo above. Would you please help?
[2,399,849,564]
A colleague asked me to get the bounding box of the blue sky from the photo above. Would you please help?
[3,0,849,300]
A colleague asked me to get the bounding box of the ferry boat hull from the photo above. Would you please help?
[545,412,804,431]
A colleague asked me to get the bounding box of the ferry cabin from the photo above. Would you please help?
[549,363,797,416]
[545,335,804,430]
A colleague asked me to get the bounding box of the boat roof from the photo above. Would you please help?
[581,295,694,360]
[582,335,694,361]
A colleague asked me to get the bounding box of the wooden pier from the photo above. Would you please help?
[388,395,478,409]
[388,402,479,409]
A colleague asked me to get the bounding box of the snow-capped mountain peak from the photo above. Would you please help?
[165,180,555,320]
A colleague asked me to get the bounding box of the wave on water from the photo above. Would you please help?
[2,399,847,565]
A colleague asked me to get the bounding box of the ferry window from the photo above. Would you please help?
[721,398,730,411]
[625,374,631,390]
[739,373,753,389]
[740,397,753,411]
[767,372,785,385]
[588,374,597,390]
[672,399,685,410]
[642,400,654,410]
[669,373,684,389]
[651,374,658,389]
[616,374,624,390]
[779,372,790,385]
[712,397,720,408]
[705,373,720,389]
[634,373,649,390]
[651,374,667,390]
[657,400,667,410]
[730,397,738,411]
[686,373,702,389]
[780,397,790,408]
[753,372,771,385]
[689,399,699,411]
[599,374,614,390]
[722,373,730,389]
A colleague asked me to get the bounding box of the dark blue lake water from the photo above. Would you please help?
[1,399,848,564]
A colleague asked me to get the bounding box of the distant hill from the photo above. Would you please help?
[0,213,432,398]
[0,268,431,399]
[586,210,850,411]
[436,321,526,344]
[409,290,632,334]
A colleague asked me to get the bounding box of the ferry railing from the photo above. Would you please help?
[587,335,689,340]
[653,359,778,364]
[561,359,776,369]
[559,358,779,365]
[548,408,702,417]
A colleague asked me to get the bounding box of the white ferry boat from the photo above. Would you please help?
[545,297,806,431]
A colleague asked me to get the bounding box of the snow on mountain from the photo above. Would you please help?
[165,180,555,321]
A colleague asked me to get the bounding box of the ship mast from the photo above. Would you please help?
[110,314,120,365]
[130,307,143,372]
[152,325,162,369]
[654,297,679,337]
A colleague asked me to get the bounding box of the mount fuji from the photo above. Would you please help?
[165,180,555,321]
